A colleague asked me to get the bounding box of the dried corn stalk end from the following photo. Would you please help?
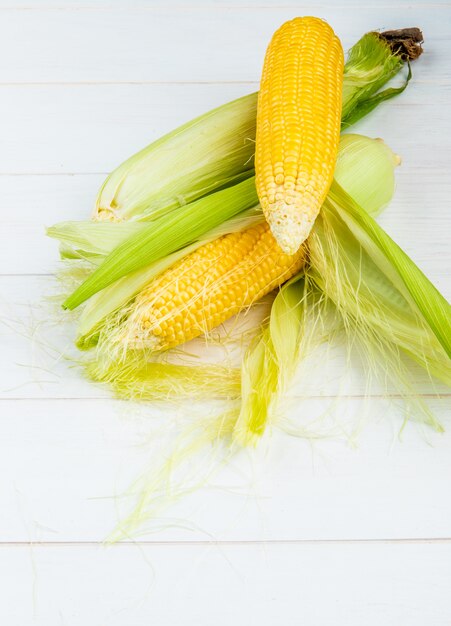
[377,27,423,61]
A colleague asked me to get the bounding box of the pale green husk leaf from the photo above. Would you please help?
[94,94,257,222]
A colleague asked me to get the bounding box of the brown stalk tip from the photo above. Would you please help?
[377,27,424,61]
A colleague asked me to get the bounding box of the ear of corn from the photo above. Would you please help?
[129,222,305,351]
[255,16,344,254]
[74,209,264,349]
[95,222,305,363]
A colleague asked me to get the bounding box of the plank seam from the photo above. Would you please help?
[0,166,447,178]
[0,538,450,547]
[0,80,449,86]
[0,4,449,10]
[1,394,449,401]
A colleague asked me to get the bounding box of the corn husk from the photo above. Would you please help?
[334,133,398,216]
[94,95,256,223]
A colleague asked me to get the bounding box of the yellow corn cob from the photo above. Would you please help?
[255,16,344,254]
[123,223,306,352]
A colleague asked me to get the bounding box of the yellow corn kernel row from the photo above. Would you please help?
[123,223,306,352]
[255,16,344,255]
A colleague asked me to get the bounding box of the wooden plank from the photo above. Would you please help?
[0,396,450,542]
[0,82,449,175]
[0,84,252,174]
[1,541,451,625]
[0,6,448,83]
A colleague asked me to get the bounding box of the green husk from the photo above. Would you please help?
[49,209,262,268]
[47,221,145,263]
[341,32,412,127]
[324,182,451,361]
[318,199,450,375]
[329,185,451,357]
[233,278,306,444]
[333,134,398,216]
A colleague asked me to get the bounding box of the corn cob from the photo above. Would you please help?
[121,223,306,352]
[255,16,344,254]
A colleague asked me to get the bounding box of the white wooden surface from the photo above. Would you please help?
[1,1,450,624]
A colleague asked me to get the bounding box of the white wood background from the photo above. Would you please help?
[1,1,450,624]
